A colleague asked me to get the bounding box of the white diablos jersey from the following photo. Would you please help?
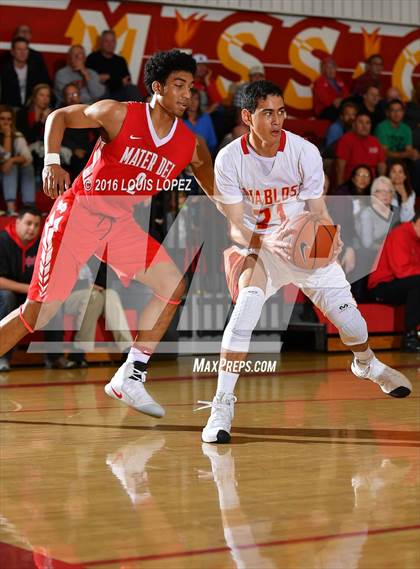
[214,131,324,234]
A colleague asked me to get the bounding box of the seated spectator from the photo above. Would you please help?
[375,99,418,161]
[60,83,98,181]
[64,261,133,366]
[357,176,400,250]
[193,53,223,112]
[352,176,399,300]
[334,163,373,197]
[352,53,384,98]
[375,85,403,124]
[12,25,50,84]
[387,160,416,222]
[54,45,105,107]
[0,206,75,371]
[0,37,50,108]
[325,100,358,151]
[359,86,382,130]
[335,111,386,185]
[16,83,53,179]
[231,65,265,109]
[376,99,420,194]
[312,56,349,121]
[86,30,142,102]
[183,88,217,155]
[368,211,420,352]
[329,165,372,275]
[0,105,35,215]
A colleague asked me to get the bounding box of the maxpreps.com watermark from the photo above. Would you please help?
[193,358,277,374]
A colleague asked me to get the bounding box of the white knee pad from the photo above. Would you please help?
[222,287,265,352]
[327,303,368,346]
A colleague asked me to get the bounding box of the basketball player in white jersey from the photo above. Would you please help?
[199,81,412,444]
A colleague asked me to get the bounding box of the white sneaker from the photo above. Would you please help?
[104,361,165,418]
[197,392,237,443]
[0,357,10,372]
[351,356,412,398]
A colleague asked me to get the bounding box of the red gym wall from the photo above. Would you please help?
[0,0,419,117]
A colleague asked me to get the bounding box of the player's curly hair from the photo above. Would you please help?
[144,50,196,94]
[242,80,283,113]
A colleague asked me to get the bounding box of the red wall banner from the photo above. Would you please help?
[0,0,419,116]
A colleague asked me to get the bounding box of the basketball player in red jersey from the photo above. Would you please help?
[0,50,215,418]
[198,80,412,444]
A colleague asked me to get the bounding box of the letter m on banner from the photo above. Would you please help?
[65,9,151,84]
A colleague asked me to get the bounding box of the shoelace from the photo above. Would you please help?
[131,367,147,383]
[194,396,237,413]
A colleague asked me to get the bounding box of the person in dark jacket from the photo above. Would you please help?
[0,37,50,108]
[86,30,142,102]
[0,206,74,371]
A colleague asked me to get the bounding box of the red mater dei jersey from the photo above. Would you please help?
[72,102,196,216]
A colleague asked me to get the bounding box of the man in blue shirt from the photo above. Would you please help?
[325,100,359,148]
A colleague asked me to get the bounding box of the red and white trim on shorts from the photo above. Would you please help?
[37,199,68,300]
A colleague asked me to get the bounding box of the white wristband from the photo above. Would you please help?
[44,153,60,166]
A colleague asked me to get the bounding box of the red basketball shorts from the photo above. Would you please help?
[28,191,171,303]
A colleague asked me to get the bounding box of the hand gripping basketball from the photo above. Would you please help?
[261,221,296,262]
[288,212,342,270]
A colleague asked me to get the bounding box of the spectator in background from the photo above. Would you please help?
[329,165,372,275]
[60,83,98,181]
[193,53,222,112]
[357,176,399,252]
[376,99,420,194]
[376,85,403,124]
[359,86,382,130]
[232,65,265,109]
[183,88,217,155]
[368,211,420,352]
[0,206,75,371]
[0,37,50,108]
[86,30,142,102]
[54,45,105,107]
[312,56,349,121]
[352,53,384,97]
[375,99,418,161]
[0,105,35,216]
[325,100,358,150]
[387,160,416,222]
[12,25,50,84]
[353,176,399,301]
[335,111,386,185]
[16,83,53,179]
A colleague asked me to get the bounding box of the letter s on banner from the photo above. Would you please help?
[284,26,340,111]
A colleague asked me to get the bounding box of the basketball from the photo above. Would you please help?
[289,212,337,270]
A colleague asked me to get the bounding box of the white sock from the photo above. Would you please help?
[353,347,374,365]
[127,346,151,364]
[216,370,239,397]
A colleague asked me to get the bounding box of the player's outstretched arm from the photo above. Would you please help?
[43,100,127,199]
